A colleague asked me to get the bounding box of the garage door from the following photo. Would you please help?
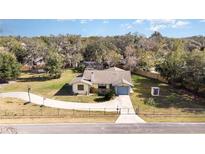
[116,86,129,95]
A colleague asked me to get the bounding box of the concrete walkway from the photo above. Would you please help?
[0,92,145,123]
[115,95,145,123]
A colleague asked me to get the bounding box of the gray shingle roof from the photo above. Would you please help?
[82,67,132,86]
[70,77,92,85]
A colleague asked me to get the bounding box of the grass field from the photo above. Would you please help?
[131,74,205,122]
[1,69,205,122]
[0,70,107,103]
[0,98,118,124]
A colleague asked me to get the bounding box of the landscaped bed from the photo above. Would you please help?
[0,69,110,103]
[131,74,205,122]
[0,98,118,124]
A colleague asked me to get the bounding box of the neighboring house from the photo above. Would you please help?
[70,67,133,95]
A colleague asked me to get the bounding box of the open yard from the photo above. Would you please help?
[0,98,118,124]
[1,69,205,123]
[131,74,205,122]
[0,69,107,103]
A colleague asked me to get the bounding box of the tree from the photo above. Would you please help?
[45,51,63,79]
[0,37,28,64]
[84,41,107,63]
[156,42,187,85]
[71,53,83,67]
[8,39,28,64]
[84,40,119,66]
[124,45,138,70]
[138,51,156,71]
[183,50,205,94]
[0,51,20,82]
[104,50,121,67]
[20,37,48,70]
[58,35,83,68]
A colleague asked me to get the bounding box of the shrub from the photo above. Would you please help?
[104,89,115,100]
[167,93,177,103]
[144,97,158,106]
[90,87,98,94]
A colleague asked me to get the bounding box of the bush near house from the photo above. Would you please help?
[104,89,115,101]
[90,87,98,94]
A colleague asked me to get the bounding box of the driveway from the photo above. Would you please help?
[115,95,145,123]
[0,92,119,112]
[0,92,145,123]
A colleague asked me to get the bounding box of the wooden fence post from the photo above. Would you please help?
[57,109,60,116]
[73,109,75,116]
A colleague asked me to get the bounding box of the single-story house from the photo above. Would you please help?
[70,67,133,95]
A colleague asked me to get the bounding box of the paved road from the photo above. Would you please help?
[0,92,145,123]
[1,123,205,134]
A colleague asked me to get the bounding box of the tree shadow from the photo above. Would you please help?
[18,76,51,82]
[54,83,74,96]
[23,102,30,105]
[94,97,107,102]
[0,79,8,84]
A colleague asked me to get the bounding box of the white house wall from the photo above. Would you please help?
[72,82,90,95]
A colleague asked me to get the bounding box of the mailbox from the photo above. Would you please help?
[151,87,160,96]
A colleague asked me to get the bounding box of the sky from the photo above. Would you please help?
[0,19,205,38]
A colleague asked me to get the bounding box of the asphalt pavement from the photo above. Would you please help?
[0,123,205,134]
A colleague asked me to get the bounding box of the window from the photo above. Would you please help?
[98,84,106,89]
[77,84,84,90]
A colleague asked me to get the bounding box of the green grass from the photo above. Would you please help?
[0,70,74,96]
[0,69,107,103]
[0,98,118,124]
[131,74,205,122]
[141,116,205,122]
[2,69,205,122]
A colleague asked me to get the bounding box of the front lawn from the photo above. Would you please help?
[0,69,107,103]
[131,74,205,122]
[0,98,118,124]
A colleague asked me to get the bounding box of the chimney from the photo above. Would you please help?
[91,72,94,82]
